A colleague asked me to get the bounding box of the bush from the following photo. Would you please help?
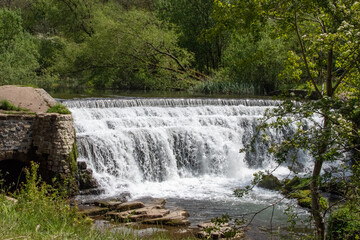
[0,99,22,111]
[0,162,134,239]
[327,205,360,240]
[46,103,71,114]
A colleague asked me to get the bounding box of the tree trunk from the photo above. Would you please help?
[311,124,326,240]
[311,48,333,240]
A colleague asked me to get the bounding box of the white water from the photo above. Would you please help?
[64,98,304,204]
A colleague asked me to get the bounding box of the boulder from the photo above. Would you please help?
[282,176,311,194]
[107,205,170,223]
[146,198,166,208]
[78,205,109,217]
[0,85,57,113]
[94,200,125,210]
[79,188,105,195]
[142,210,190,226]
[115,201,145,211]
[258,174,282,190]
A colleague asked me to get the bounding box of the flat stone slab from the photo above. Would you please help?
[0,85,57,113]
[142,210,190,226]
[77,206,109,217]
[94,200,125,209]
[145,198,166,208]
[115,201,145,211]
[107,205,170,223]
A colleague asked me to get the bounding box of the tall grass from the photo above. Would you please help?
[0,99,23,111]
[0,163,132,240]
[0,163,197,240]
[190,80,255,95]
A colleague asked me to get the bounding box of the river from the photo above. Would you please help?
[61,94,312,238]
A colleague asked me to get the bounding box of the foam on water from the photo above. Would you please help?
[65,98,304,202]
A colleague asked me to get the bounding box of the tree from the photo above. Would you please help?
[215,1,360,239]
[219,25,288,95]
[21,0,95,41]
[154,0,228,73]
[52,5,199,90]
[0,8,40,86]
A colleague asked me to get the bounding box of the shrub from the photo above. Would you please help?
[327,205,360,240]
[46,103,71,114]
[0,99,22,111]
[0,162,135,239]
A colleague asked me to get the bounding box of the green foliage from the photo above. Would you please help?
[46,103,71,114]
[0,9,40,86]
[327,205,360,240]
[154,0,227,73]
[0,161,197,239]
[219,27,288,95]
[0,8,22,48]
[0,100,22,111]
[282,176,312,195]
[0,162,137,239]
[190,79,252,95]
[22,0,95,42]
[54,5,196,90]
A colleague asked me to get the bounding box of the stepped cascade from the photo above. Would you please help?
[64,98,301,200]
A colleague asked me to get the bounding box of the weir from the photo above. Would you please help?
[65,98,300,201]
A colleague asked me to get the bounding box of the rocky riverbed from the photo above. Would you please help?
[75,197,248,239]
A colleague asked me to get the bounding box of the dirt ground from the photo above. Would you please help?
[0,85,57,113]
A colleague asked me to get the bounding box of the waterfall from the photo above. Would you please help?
[64,98,299,200]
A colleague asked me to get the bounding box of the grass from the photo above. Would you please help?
[46,103,71,114]
[0,163,132,240]
[0,99,24,111]
[0,163,196,240]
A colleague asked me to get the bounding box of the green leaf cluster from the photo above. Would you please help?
[46,103,71,114]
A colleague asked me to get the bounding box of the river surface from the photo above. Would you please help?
[61,93,312,238]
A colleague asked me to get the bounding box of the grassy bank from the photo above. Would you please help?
[0,163,194,240]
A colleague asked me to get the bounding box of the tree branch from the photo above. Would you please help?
[294,10,322,96]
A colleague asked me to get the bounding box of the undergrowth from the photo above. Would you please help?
[190,80,255,95]
[0,163,196,240]
[0,99,26,111]
[46,103,71,114]
[0,163,131,239]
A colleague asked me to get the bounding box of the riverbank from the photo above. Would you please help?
[0,163,199,240]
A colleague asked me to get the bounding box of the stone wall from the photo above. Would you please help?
[0,113,76,181]
[0,114,35,162]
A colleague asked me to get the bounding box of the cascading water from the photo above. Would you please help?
[64,98,310,228]
[64,98,300,198]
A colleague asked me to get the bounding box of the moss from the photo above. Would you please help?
[258,174,282,190]
[288,190,328,210]
[298,197,312,209]
[0,99,31,112]
[282,176,311,194]
[54,141,78,196]
[319,196,329,210]
[68,141,78,174]
[46,103,71,114]
[289,189,311,199]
